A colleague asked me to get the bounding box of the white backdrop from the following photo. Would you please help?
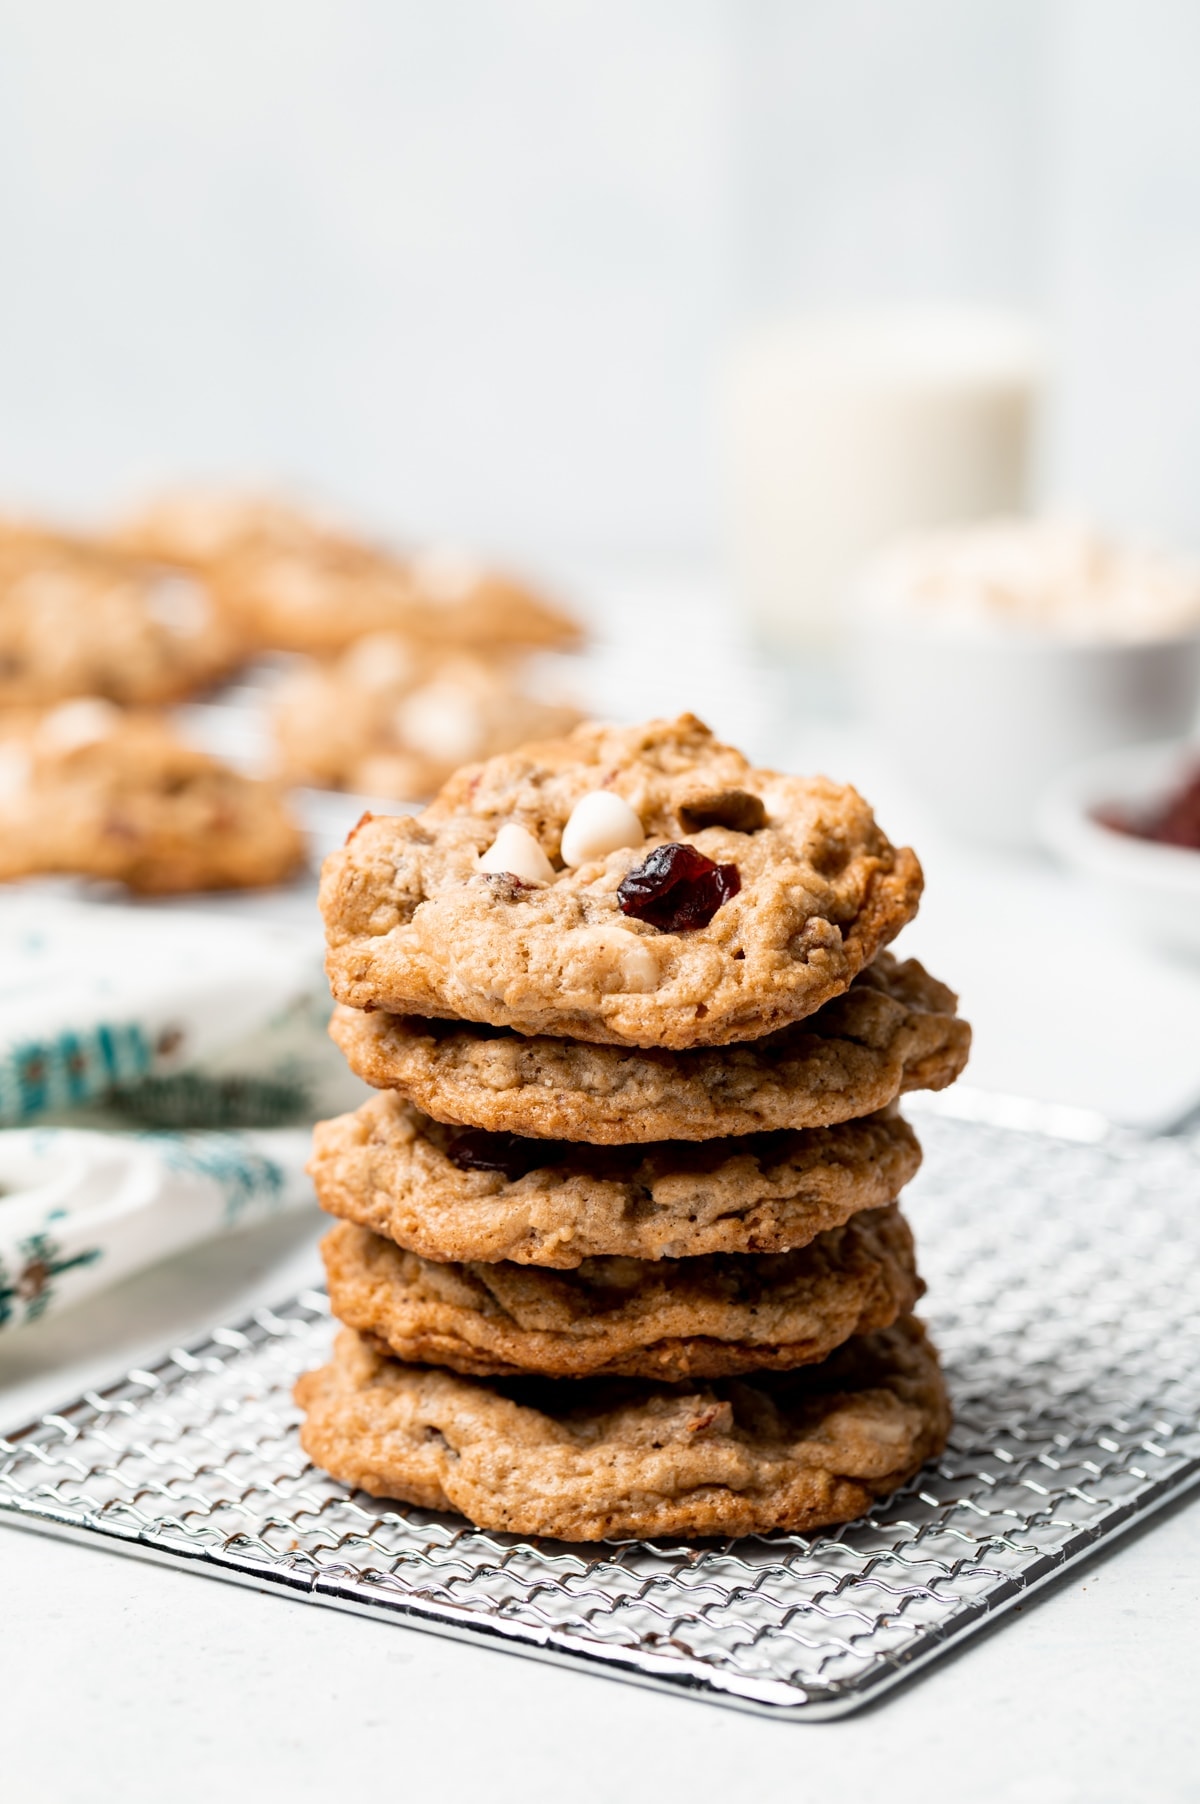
[0,0,1196,562]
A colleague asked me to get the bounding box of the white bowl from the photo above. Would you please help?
[1038,738,1200,960]
[851,619,1200,847]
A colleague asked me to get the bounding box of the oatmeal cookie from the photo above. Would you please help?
[310,1092,921,1266]
[0,702,305,892]
[0,523,242,705]
[319,1208,920,1381]
[114,490,580,654]
[272,636,579,800]
[330,952,967,1142]
[321,715,923,1049]
[112,489,341,569]
[295,1315,950,1540]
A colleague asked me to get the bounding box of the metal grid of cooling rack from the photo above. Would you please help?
[2,1103,1198,1720]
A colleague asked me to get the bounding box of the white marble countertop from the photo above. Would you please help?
[2,580,1198,1802]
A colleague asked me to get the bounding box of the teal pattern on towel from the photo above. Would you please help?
[0,1024,152,1126]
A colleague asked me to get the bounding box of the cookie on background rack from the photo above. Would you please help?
[0,521,243,706]
[111,488,581,655]
[111,489,342,569]
[319,1208,921,1381]
[271,634,579,801]
[310,1092,922,1266]
[295,1316,950,1541]
[0,700,304,893]
[329,951,969,1143]
[321,713,924,1049]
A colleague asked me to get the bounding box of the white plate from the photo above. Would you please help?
[1038,738,1200,960]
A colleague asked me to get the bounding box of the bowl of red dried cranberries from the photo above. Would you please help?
[1039,738,1200,960]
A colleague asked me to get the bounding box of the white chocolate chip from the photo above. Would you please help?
[265,556,327,612]
[394,681,485,764]
[560,790,644,867]
[144,573,212,637]
[37,697,121,752]
[478,822,555,886]
[411,546,484,604]
[342,631,419,691]
[571,923,661,992]
[0,743,31,798]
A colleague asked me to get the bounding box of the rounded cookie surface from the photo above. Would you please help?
[115,489,580,654]
[0,707,305,892]
[121,492,416,654]
[272,639,579,800]
[310,1092,922,1266]
[319,1208,921,1381]
[0,525,242,705]
[330,951,969,1142]
[295,1315,951,1540]
[320,714,923,1049]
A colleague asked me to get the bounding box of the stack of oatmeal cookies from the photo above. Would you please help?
[297,714,969,1541]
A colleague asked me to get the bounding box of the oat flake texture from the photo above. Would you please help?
[320,714,923,1049]
[309,1093,923,1266]
[295,1316,950,1541]
[318,1208,922,1382]
[328,951,969,1143]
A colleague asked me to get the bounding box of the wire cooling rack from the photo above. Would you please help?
[1,1097,1198,1720]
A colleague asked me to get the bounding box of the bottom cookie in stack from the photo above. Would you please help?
[297,1317,949,1542]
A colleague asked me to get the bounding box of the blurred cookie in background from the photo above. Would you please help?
[0,698,305,893]
[398,545,583,653]
[272,632,580,799]
[112,488,582,655]
[111,489,383,657]
[109,489,333,571]
[0,520,244,705]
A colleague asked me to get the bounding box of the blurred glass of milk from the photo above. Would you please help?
[724,310,1045,647]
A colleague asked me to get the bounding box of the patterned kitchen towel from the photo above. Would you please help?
[0,1123,314,1338]
[0,895,365,1128]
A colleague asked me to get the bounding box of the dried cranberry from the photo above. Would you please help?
[1094,764,1200,851]
[616,842,741,932]
[1157,773,1200,848]
[443,1127,561,1180]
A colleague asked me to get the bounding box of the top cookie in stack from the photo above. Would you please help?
[298,714,969,1541]
[320,713,924,1048]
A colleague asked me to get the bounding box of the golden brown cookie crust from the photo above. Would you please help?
[216,543,579,656]
[295,1316,950,1540]
[330,951,968,1143]
[271,639,579,800]
[112,490,331,568]
[119,493,413,654]
[321,715,923,1049]
[319,1209,921,1381]
[0,525,243,706]
[114,490,581,655]
[0,707,305,892]
[310,1092,922,1267]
